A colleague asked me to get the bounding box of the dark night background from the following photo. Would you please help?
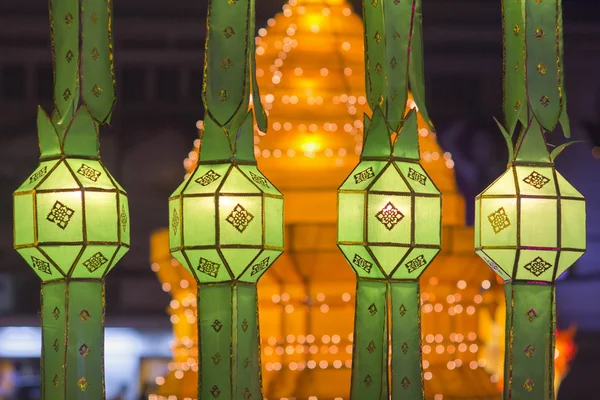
[0,0,598,398]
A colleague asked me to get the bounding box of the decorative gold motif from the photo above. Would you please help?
[242,319,249,333]
[368,303,378,316]
[524,378,535,392]
[513,24,520,36]
[371,0,379,7]
[83,252,109,273]
[353,254,373,274]
[120,205,128,233]
[525,308,538,322]
[487,207,511,234]
[195,169,221,186]
[65,50,74,63]
[399,304,407,316]
[378,94,384,106]
[29,166,47,184]
[53,339,59,352]
[46,201,75,230]
[226,204,254,233]
[212,319,223,333]
[408,167,427,185]
[91,47,100,61]
[63,88,72,101]
[172,208,179,235]
[251,257,270,276]
[52,307,60,320]
[390,57,398,69]
[364,375,373,387]
[405,254,427,273]
[197,257,220,278]
[220,57,233,69]
[515,62,519,71]
[210,385,221,398]
[534,28,545,40]
[536,63,547,75]
[79,309,91,322]
[514,99,521,111]
[540,95,550,107]
[523,171,550,189]
[376,202,405,231]
[244,358,251,369]
[218,89,229,102]
[367,340,376,354]
[212,352,222,365]
[65,13,74,27]
[374,31,382,44]
[354,167,375,184]
[53,374,59,387]
[31,256,52,275]
[90,11,99,25]
[401,342,409,354]
[92,84,103,97]
[524,257,552,277]
[524,344,535,358]
[401,376,411,389]
[223,26,235,38]
[249,171,270,188]
[375,62,383,75]
[79,344,89,357]
[77,377,88,391]
[242,388,252,400]
[77,164,102,182]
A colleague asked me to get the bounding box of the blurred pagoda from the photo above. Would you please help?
[151,0,503,398]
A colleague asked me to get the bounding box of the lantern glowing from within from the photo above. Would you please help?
[167,0,284,396]
[13,0,127,398]
[475,0,585,398]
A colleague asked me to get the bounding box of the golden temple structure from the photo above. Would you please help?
[150,0,508,398]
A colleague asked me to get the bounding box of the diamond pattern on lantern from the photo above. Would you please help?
[197,257,220,278]
[29,166,47,184]
[525,308,538,322]
[353,254,373,274]
[31,256,52,275]
[244,358,251,369]
[77,164,102,182]
[172,208,180,235]
[212,352,221,365]
[540,95,550,107]
[52,307,60,320]
[537,63,547,75]
[401,376,411,389]
[375,62,383,75]
[212,319,223,333]
[408,167,427,185]
[79,309,91,322]
[90,11,99,24]
[83,252,109,273]
[63,88,72,101]
[242,319,249,333]
[223,26,235,38]
[53,339,59,352]
[524,345,535,358]
[364,375,373,387]
[368,303,378,316]
[390,57,397,69]
[91,47,100,61]
[92,84,103,98]
[221,57,233,69]
[226,204,254,233]
[524,378,535,392]
[487,207,511,234]
[523,171,550,189]
[367,340,376,354]
[251,257,270,276]
[524,257,552,277]
[513,24,520,36]
[65,50,74,63]
[46,201,75,230]
[243,388,252,400]
[374,31,382,44]
[195,169,221,186]
[211,385,221,398]
[354,167,375,184]
[53,374,59,387]
[120,205,128,232]
[65,13,74,26]
[249,171,270,188]
[401,342,409,354]
[405,254,427,274]
[534,28,545,39]
[77,377,88,391]
[376,202,404,231]
[399,304,407,317]
[79,344,89,357]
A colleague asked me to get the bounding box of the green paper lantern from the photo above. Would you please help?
[338,0,440,397]
[13,1,126,398]
[475,1,585,398]
[168,0,283,397]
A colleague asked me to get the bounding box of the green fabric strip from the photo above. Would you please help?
[390,282,423,399]
[81,0,116,124]
[407,0,433,132]
[504,283,555,400]
[350,279,389,400]
[248,0,267,134]
[49,0,79,122]
[557,0,570,137]
[362,0,386,111]
[526,0,561,131]
[234,284,262,400]
[203,0,251,127]
[384,0,415,129]
[41,280,105,400]
[502,0,526,133]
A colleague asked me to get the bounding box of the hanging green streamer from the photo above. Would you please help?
[502,0,526,132]
[556,0,570,137]
[362,0,387,111]
[81,0,117,124]
[247,0,267,133]
[203,0,251,128]
[49,0,79,123]
[384,0,415,129]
